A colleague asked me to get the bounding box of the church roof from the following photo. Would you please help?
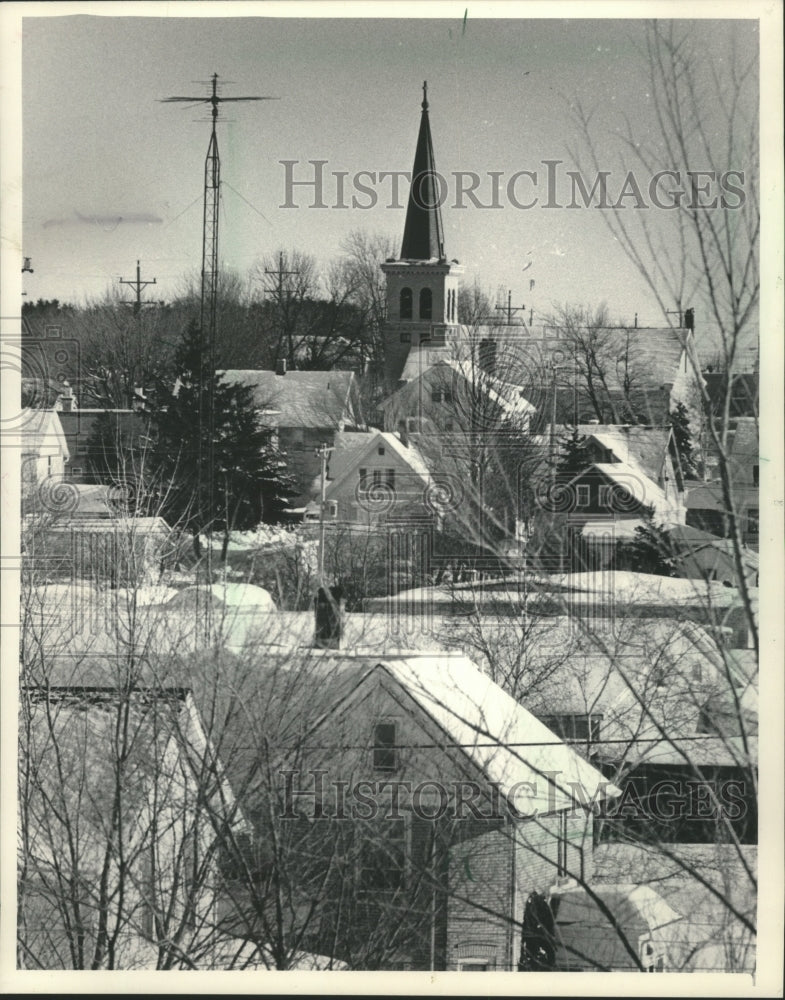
[399,82,446,262]
[220,369,356,429]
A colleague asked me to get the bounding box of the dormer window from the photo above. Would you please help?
[419,287,432,320]
[400,287,413,320]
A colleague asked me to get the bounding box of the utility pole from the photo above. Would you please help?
[549,361,564,474]
[265,251,300,363]
[666,307,684,327]
[315,442,334,585]
[119,260,157,315]
[495,289,526,325]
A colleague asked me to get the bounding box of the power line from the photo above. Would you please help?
[119,260,157,315]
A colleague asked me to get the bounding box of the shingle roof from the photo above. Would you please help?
[220,369,356,428]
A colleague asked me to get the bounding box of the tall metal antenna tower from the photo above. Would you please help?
[160,73,278,595]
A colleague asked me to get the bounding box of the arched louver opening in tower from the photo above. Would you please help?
[419,287,432,320]
[400,287,413,320]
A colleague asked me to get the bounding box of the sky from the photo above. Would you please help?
[15,7,760,337]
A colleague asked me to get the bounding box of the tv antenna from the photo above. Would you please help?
[160,73,278,606]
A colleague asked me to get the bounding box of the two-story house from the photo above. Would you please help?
[201,640,690,972]
[220,364,361,505]
[306,428,439,528]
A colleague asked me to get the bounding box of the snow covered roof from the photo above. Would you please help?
[20,408,70,459]
[584,461,674,522]
[571,424,672,482]
[219,369,356,428]
[167,583,276,612]
[387,355,535,419]
[325,429,433,495]
[308,654,620,814]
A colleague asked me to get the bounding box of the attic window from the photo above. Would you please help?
[576,485,590,507]
[378,446,385,456]
[372,722,397,771]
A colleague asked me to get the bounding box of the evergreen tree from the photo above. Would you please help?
[151,321,297,554]
[669,401,698,479]
[555,426,593,479]
[623,506,677,576]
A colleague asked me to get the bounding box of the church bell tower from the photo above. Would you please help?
[381,83,464,387]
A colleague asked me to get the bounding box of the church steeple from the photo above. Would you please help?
[380,82,463,388]
[400,81,446,262]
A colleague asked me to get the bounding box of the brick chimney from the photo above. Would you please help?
[314,585,345,649]
[59,381,77,412]
[276,358,287,376]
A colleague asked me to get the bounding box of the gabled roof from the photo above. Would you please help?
[21,408,70,460]
[571,424,672,483]
[219,369,356,428]
[569,461,673,521]
[303,654,619,814]
[323,429,433,498]
[383,356,535,420]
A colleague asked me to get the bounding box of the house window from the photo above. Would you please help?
[598,485,612,508]
[378,446,385,456]
[461,962,492,971]
[419,287,432,320]
[47,456,52,476]
[753,465,759,486]
[359,467,368,491]
[541,714,601,744]
[557,811,569,878]
[358,819,406,892]
[431,389,443,403]
[371,468,395,490]
[576,484,590,507]
[443,389,453,403]
[747,508,759,535]
[400,287,413,320]
[372,721,397,771]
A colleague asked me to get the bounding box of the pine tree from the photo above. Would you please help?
[555,426,593,479]
[669,401,698,480]
[151,321,296,553]
[624,506,677,576]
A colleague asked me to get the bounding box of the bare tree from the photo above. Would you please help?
[570,19,760,655]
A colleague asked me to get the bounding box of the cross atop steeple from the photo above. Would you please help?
[400,81,446,262]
